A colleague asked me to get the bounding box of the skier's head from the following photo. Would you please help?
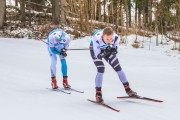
[102,27,114,44]
[56,31,65,41]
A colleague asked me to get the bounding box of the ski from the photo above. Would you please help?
[63,87,84,93]
[68,88,84,93]
[46,88,71,94]
[117,96,163,103]
[87,99,120,112]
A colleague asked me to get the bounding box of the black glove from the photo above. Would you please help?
[97,46,112,59]
[104,46,112,53]
[111,48,118,55]
[60,48,67,57]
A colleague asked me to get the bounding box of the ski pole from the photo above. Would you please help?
[39,39,49,45]
[67,48,89,50]
[39,39,89,50]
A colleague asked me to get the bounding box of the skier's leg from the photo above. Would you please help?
[50,54,57,77]
[49,53,58,89]
[60,56,67,77]
[94,60,104,88]
[59,56,70,89]
[90,49,105,88]
[104,54,137,96]
[90,49,104,102]
[104,54,128,83]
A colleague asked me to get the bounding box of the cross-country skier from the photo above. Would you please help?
[47,29,71,89]
[90,27,137,103]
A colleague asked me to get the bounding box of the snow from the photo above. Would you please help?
[6,0,16,6]
[0,36,180,120]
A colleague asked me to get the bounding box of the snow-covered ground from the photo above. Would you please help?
[0,36,180,120]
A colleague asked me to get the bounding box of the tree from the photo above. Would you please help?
[20,0,26,26]
[156,0,174,33]
[0,0,6,29]
[60,0,66,24]
[128,0,131,27]
[148,0,152,27]
[124,0,129,28]
[175,0,180,30]
[103,0,106,22]
[30,0,46,11]
[15,0,18,6]
[51,0,60,25]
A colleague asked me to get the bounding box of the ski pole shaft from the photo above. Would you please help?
[39,39,49,45]
[67,48,89,50]
[39,39,89,50]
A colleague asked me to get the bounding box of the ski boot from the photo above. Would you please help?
[123,82,137,97]
[51,76,58,89]
[96,87,104,103]
[63,76,71,89]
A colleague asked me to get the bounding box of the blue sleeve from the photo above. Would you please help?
[50,47,61,55]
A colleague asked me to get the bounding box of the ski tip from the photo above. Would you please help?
[154,100,163,103]
[87,99,120,112]
[77,91,84,93]
[87,99,94,102]
[117,96,163,103]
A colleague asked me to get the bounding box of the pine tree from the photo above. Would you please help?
[0,0,6,29]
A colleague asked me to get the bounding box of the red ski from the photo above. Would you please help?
[87,99,120,112]
[117,96,163,103]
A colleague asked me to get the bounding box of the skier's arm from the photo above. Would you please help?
[110,35,120,55]
[50,47,61,54]
[114,35,120,50]
[59,35,71,57]
[64,35,71,49]
[92,37,101,59]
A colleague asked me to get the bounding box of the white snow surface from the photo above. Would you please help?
[0,36,180,120]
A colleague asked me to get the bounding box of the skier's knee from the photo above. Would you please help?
[114,65,122,72]
[97,67,105,73]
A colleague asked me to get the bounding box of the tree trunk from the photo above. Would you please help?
[103,0,106,22]
[148,0,152,28]
[111,1,114,24]
[128,0,131,27]
[79,0,83,32]
[60,0,66,24]
[115,0,119,32]
[138,9,141,28]
[144,1,148,25]
[124,0,129,28]
[120,0,123,26]
[96,0,101,21]
[15,0,18,6]
[52,0,60,25]
[0,0,6,29]
[135,0,137,27]
[88,0,92,19]
[20,0,26,26]
[176,0,180,29]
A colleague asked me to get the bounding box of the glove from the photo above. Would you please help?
[104,46,112,53]
[60,48,67,57]
[111,48,118,55]
[97,46,112,59]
